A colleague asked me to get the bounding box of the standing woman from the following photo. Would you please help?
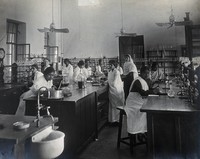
[117,62,123,75]
[62,58,74,85]
[73,60,89,83]
[122,54,138,99]
[108,60,124,124]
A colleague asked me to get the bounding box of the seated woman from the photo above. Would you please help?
[150,62,164,83]
[16,67,55,116]
[108,60,124,124]
[124,66,159,134]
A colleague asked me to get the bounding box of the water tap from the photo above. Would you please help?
[35,86,49,127]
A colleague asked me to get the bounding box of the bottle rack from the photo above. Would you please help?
[147,49,178,75]
[69,57,118,75]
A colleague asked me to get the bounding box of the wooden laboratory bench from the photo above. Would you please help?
[141,94,200,159]
[24,83,108,155]
[0,114,58,159]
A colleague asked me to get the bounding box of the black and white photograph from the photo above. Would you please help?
[0,0,200,158]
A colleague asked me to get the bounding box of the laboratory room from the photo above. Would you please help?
[0,0,200,158]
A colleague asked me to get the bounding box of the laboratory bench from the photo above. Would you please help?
[24,83,109,155]
[141,85,200,159]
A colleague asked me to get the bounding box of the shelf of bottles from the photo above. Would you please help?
[147,49,178,75]
[69,57,118,74]
[4,61,33,84]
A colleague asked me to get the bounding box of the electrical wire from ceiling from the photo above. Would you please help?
[120,0,124,33]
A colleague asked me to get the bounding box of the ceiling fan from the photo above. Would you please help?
[156,7,193,29]
[38,0,69,33]
[115,0,137,37]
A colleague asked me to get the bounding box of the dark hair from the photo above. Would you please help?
[78,60,85,67]
[43,67,55,75]
[109,60,117,68]
[31,63,39,70]
[63,58,70,65]
[43,58,50,62]
[151,62,158,70]
[140,66,149,74]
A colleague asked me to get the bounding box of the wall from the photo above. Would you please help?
[0,0,61,65]
[61,0,200,58]
[0,0,200,63]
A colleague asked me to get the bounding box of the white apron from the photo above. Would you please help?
[108,69,124,122]
[124,77,148,134]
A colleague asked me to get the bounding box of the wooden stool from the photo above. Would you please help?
[117,106,147,154]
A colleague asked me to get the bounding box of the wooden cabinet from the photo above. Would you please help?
[141,96,200,159]
[146,49,178,75]
[0,85,26,114]
[96,85,109,131]
[119,35,144,70]
[25,84,108,155]
[185,25,200,59]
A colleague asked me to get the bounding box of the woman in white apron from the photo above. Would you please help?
[108,60,125,123]
[124,66,158,134]
[62,58,74,85]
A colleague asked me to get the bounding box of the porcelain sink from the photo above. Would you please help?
[31,126,65,159]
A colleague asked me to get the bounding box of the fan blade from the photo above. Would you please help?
[38,27,50,33]
[53,28,69,33]
[174,20,192,26]
[156,22,171,27]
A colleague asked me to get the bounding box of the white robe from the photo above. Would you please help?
[16,75,53,116]
[33,70,43,84]
[117,66,123,75]
[151,69,164,82]
[73,67,88,82]
[124,76,148,134]
[108,69,124,122]
[62,64,74,84]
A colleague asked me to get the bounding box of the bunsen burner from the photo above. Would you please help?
[11,63,18,83]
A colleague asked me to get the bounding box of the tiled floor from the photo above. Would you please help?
[76,124,149,159]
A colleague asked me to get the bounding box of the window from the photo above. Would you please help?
[6,19,29,63]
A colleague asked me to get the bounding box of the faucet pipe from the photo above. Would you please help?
[36,86,49,127]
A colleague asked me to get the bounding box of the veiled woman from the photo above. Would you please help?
[122,54,138,99]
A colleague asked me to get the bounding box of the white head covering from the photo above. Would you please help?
[127,54,133,63]
[123,54,138,77]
